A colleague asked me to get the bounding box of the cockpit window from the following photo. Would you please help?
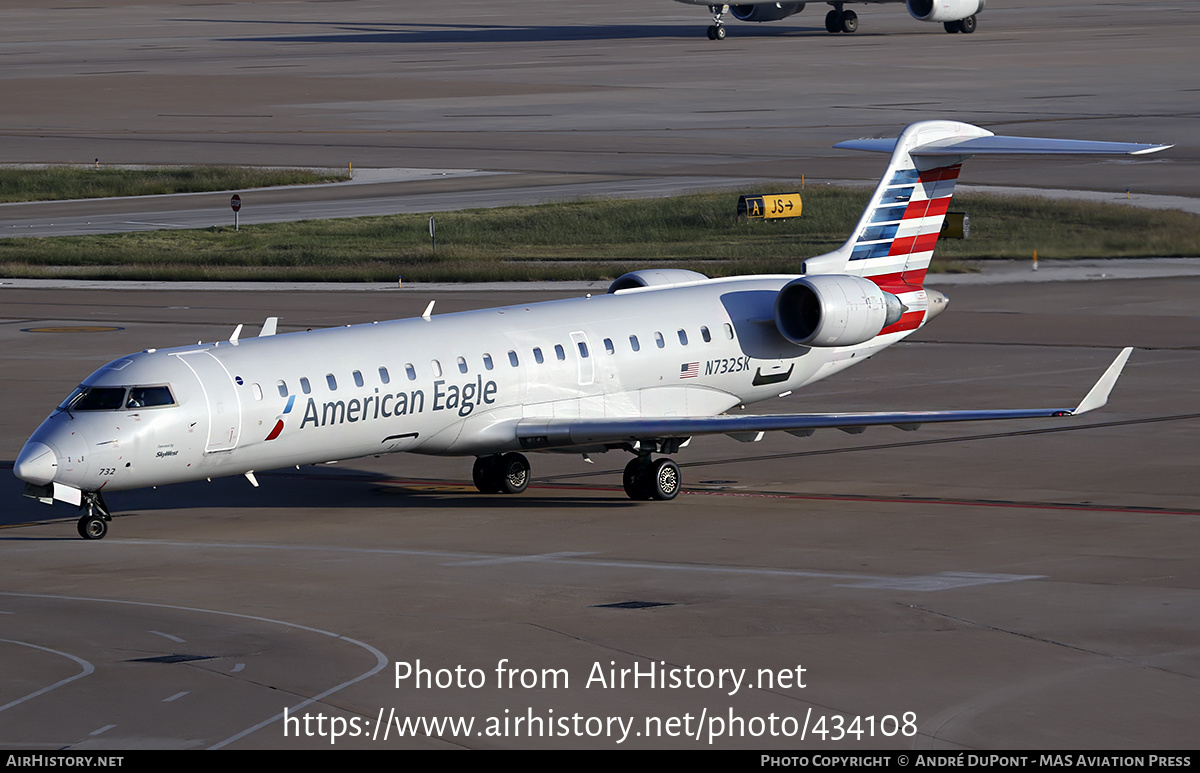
[126,386,174,408]
[59,385,175,412]
[60,386,126,412]
[126,384,174,408]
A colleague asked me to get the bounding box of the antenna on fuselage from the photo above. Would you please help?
[259,317,278,337]
[228,324,243,344]
[421,301,435,321]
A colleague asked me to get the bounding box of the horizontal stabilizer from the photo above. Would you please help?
[836,136,1172,157]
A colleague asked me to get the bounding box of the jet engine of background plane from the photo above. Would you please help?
[907,0,985,30]
[607,269,710,292]
[774,275,905,347]
[730,3,806,22]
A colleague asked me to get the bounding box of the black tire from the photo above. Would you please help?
[706,25,716,40]
[648,459,681,501]
[959,15,976,33]
[944,20,962,33]
[78,514,108,540]
[840,10,858,34]
[473,455,500,493]
[825,10,841,33]
[714,25,726,40]
[623,458,645,499]
[498,453,530,495]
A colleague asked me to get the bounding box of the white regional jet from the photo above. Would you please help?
[15,120,1166,540]
[675,1,985,39]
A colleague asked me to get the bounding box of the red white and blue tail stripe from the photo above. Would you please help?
[798,120,1171,335]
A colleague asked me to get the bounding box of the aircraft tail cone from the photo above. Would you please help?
[925,289,950,321]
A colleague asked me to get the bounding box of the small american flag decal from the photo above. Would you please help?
[680,362,699,379]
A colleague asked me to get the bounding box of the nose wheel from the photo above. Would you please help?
[705,5,727,40]
[77,492,112,540]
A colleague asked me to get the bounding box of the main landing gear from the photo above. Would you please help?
[622,455,681,501]
[943,15,977,33]
[471,452,682,501]
[473,453,531,495]
[77,492,112,540]
[825,5,858,34]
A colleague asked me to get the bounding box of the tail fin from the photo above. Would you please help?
[801,120,1171,288]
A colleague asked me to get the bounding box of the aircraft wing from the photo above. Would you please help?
[515,348,1132,450]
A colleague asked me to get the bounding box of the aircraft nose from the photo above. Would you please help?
[14,441,58,485]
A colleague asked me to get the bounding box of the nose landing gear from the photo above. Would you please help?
[77,492,112,540]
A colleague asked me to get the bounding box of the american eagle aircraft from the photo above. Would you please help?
[676,1,985,39]
[15,120,1166,540]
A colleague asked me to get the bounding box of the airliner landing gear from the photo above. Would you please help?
[706,5,726,40]
[473,453,530,495]
[825,6,857,33]
[944,15,977,33]
[622,456,681,501]
[77,492,112,540]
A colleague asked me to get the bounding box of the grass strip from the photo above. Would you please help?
[0,166,347,202]
[1,187,1197,282]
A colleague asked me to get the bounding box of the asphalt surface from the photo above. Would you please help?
[2,275,1198,749]
[1,0,1198,751]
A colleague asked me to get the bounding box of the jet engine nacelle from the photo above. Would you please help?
[906,0,985,22]
[730,3,805,22]
[774,275,905,347]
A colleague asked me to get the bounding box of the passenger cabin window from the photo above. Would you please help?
[508,350,519,367]
[457,356,468,374]
[655,332,665,349]
[379,367,390,385]
[251,383,263,401]
[405,363,417,381]
[577,340,589,358]
[300,377,311,394]
[483,354,494,371]
[353,370,364,387]
[678,329,688,346]
[554,344,566,361]
[701,326,712,343]
[431,360,443,378]
[724,323,735,340]
[277,380,288,397]
[326,374,338,391]
[604,338,614,355]
[533,347,544,364]
[629,335,640,352]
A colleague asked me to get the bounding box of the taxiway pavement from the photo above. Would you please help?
[1,275,1197,749]
[2,0,1198,751]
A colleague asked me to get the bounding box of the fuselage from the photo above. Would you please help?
[15,273,932,496]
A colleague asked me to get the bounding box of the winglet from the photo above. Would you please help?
[1072,348,1133,415]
